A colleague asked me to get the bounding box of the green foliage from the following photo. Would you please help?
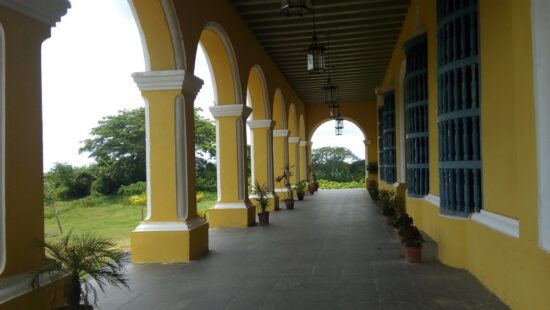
[294,180,307,193]
[194,108,216,158]
[399,224,425,247]
[128,193,147,206]
[31,233,130,308]
[197,192,217,217]
[44,163,95,201]
[117,181,146,196]
[394,213,413,230]
[318,179,364,189]
[312,146,364,182]
[80,108,146,195]
[251,181,270,212]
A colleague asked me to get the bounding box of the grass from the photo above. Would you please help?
[45,193,217,250]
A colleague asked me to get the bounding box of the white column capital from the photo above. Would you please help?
[299,141,309,147]
[132,70,204,95]
[209,104,252,119]
[364,139,372,145]
[288,136,301,144]
[273,129,289,137]
[0,0,70,27]
[247,119,273,129]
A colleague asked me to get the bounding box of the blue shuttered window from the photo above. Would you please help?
[437,0,482,215]
[378,106,385,181]
[404,33,429,197]
[383,91,396,184]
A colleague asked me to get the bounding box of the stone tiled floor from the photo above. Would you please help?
[98,189,508,309]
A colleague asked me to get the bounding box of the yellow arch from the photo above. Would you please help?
[199,23,241,105]
[272,89,287,129]
[129,0,183,70]
[246,65,269,120]
[288,103,298,136]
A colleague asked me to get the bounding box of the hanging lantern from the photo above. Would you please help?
[335,118,344,136]
[324,77,337,106]
[307,34,326,74]
[329,103,340,119]
[280,0,312,16]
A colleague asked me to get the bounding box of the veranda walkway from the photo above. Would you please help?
[98,189,507,310]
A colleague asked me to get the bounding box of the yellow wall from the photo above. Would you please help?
[380,0,550,309]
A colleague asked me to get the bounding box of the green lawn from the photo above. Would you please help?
[45,193,217,250]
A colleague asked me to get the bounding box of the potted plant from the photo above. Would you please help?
[275,165,294,210]
[294,180,307,200]
[307,165,318,192]
[251,180,271,226]
[393,213,413,237]
[398,224,425,263]
[31,233,129,309]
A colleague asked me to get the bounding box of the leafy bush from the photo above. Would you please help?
[318,179,365,189]
[128,193,147,206]
[196,191,205,203]
[118,181,147,196]
[399,224,425,247]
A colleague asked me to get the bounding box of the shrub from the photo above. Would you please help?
[318,179,364,189]
[128,192,147,206]
[394,213,413,230]
[118,181,147,196]
[399,224,425,247]
[196,191,205,203]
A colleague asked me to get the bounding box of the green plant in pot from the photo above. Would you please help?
[294,180,307,200]
[398,224,425,263]
[31,233,130,309]
[382,204,397,226]
[275,165,294,210]
[393,213,413,231]
[251,180,271,226]
[307,165,318,192]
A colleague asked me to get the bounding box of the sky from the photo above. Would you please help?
[41,0,364,171]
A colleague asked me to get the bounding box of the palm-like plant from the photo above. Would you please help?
[251,180,270,213]
[31,233,130,309]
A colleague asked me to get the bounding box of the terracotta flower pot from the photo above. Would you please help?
[258,211,270,226]
[308,183,316,195]
[285,199,294,210]
[297,192,305,200]
[404,245,422,263]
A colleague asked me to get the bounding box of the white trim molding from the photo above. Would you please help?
[134,217,207,232]
[273,129,289,137]
[424,194,440,207]
[0,269,66,304]
[212,202,252,209]
[0,0,70,27]
[531,0,550,252]
[472,210,520,239]
[364,139,371,145]
[288,136,300,144]
[299,141,308,147]
[247,119,273,129]
[209,104,252,118]
[132,70,204,95]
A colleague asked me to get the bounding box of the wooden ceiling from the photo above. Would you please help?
[229,0,410,103]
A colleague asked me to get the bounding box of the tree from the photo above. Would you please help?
[44,163,94,201]
[194,108,217,192]
[80,108,146,194]
[311,147,361,182]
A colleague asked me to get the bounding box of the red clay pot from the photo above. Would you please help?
[404,245,422,263]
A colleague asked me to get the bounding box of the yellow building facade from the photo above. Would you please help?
[0,0,549,309]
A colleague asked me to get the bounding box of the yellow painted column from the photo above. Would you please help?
[131,70,209,263]
[299,140,308,182]
[208,105,255,227]
[273,129,289,201]
[248,119,279,211]
[288,136,301,184]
